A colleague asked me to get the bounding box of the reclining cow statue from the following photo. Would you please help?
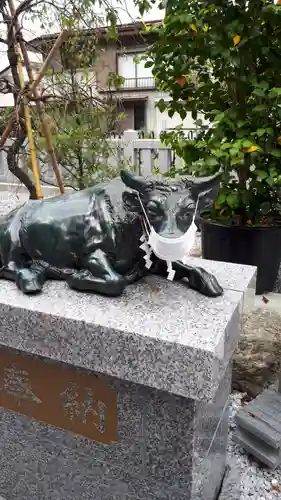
[0,170,223,297]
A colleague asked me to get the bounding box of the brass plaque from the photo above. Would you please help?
[0,348,118,444]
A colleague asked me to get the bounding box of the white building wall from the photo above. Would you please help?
[0,93,14,107]
[145,91,202,135]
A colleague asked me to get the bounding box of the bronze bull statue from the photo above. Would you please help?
[0,170,223,297]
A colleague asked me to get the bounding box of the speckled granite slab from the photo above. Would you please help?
[0,259,256,500]
[186,257,257,313]
[0,259,256,401]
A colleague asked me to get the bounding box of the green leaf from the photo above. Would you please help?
[256,128,266,137]
[179,108,187,120]
[270,168,278,178]
[217,193,226,204]
[211,149,225,158]
[226,193,239,209]
[258,81,269,90]
[205,157,218,167]
[221,142,231,150]
[237,128,249,138]
[208,109,221,115]
[178,13,193,23]
[252,88,266,97]
[242,139,253,148]
[252,105,267,112]
[269,87,281,95]
[265,127,274,135]
[144,60,154,68]
[266,176,275,186]
[191,109,197,120]
[255,170,267,179]
[157,99,166,113]
[270,149,281,157]
[214,112,225,122]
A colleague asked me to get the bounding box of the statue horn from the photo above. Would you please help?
[120,170,154,193]
[190,171,221,200]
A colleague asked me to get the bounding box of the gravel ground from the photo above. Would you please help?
[228,393,280,500]
[0,189,29,215]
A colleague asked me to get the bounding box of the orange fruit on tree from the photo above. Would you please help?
[176,76,185,87]
[233,34,241,46]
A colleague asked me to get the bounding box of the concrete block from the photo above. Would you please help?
[234,426,281,469]
[234,389,281,468]
[235,389,281,449]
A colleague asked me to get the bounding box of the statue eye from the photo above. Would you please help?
[146,202,159,214]
[177,211,188,218]
[177,209,193,220]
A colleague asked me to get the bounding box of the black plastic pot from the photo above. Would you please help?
[200,217,281,294]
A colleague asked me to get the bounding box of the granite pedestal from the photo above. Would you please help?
[0,259,256,500]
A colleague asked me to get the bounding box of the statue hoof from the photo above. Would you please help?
[101,276,127,296]
[15,269,43,294]
[202,276,223,297]
[188,266,223,298]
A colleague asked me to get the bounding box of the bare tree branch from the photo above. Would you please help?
[7,124,37,198]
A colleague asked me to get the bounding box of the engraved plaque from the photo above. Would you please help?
[0,348,118,444]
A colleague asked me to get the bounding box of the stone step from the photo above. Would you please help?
[233,426,281,469]
[235,389,281,449]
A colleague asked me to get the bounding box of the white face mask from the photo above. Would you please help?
[148,218,198,262]
[137,193,199,280]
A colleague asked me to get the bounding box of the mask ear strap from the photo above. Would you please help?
[137,192,152,230]
[140,216,150,238]
[192,196,200,223]
[137,192,152,269]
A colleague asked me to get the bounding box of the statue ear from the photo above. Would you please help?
[122,191,142,212]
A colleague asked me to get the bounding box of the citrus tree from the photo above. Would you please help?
[143,0,281,225]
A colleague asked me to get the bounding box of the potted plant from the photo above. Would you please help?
[143,0,281,294]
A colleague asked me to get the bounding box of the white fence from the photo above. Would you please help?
[110,129,183,176]
[0,129,185,185]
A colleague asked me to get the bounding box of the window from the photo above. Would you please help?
[137,58,153,78]
[118,54,136,79]
[117,53,153,87]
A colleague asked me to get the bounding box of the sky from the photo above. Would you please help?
[22,0,164,40]
[0,0,164,72]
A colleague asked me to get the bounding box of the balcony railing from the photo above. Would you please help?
[120,77,156,90]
